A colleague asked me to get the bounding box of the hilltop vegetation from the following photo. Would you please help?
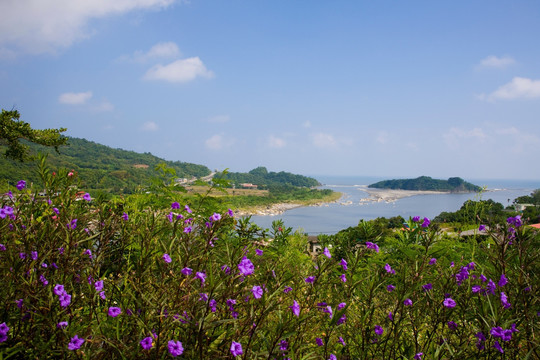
[217,166,320,189]
[0,137,210,193]
[369,176,482,192]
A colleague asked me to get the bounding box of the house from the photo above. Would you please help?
[240,183,258,189]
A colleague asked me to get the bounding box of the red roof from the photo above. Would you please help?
[529,223,540,229]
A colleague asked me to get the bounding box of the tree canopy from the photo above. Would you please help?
[0,109,67,161]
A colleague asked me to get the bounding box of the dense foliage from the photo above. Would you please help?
[1,163,538,359]
[0,109,67,161]
[0,137,210,193]
[218,167,320,189]
[369,176,482,192]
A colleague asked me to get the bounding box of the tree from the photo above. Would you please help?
[0,109,67,161]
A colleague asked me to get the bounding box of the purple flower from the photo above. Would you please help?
[384,263,395,274]
[337,314,347,325]
[94,280,104,292]
[388,311,393,321]
[290,300,300,316]
[183,226,192,233]
[339,336,346,346]
[305,276,316,283]
[122,212,129,221]
[422,283,432,291]
[498,274,508,287]
[0,323,9,335]
[325,305,333,319]
[283,286,293,293]
[230,341,243,357]
[181,267,193,276]
[31,251,38,260]
[57,321,68,329]
[19,252,26,259]
[340,258,348,271]
[316,337,323,346]
[99,291,106,300]
[387,284,396,292]
[171,202,180,209]
[108,307,122,317]
[83,193,91,201]
[16,180,26,190]
[140,337,153,350]
[340,274,347,282]
[414,353,423,360]
[329,354,337,360]
[374,325,384,336]
[412,216,420,222]
[16,299,23,308]
[255,249,263,256]
[168,340,184,357]
[280,340,288,351]
[54,284,65,296]
[365,241,379,252]
[210,213,221,222]
[500,292,511,309]
[479,224,486,231]
[195,272,206,286]
[421,217,430,228]
[323,247,331,258]
[443,298,456,308]
[228,208,234,217]
[429,258,437,265]
[69,219,77,229]
[252,285,263,299]
[162,253,172,263]
[40,275,48,286]
[486,279,497,295]
[209,299,217,312]
[84,249,92,258]
[404,298,413,306]
[447,321,457,330]
[68,335,84,350]
[493,341,504,353]
[337,302,346,310]
[238,257,255,276]
[184,205,192,214]
[167,212,173,223]
[471,285,482,294]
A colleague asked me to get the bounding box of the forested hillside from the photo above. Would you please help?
[0,137,210,193]
[368,176,482,192]
[217,166,320,189]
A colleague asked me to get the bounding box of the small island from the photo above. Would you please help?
[368,176,482,192]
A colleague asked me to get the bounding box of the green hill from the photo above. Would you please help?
[217,166,320,189]
[368,176,482,192]
[0,137,210,193]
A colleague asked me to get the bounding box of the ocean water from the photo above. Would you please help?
[248,177,540,235]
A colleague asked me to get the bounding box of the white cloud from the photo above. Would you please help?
[443,127,487,148]
[483,77,540,101]
[267,135,286,149]
[120,41,181,63]
[375,131,389,144]
[207,115,230,123]
[311,132,337,148]
[143,57,214,83]
[478,55,516,69]
[94,100,114,112]
[302,120,312,128]
[205,134,234,150]
[141,121,158,131]
[58,91,93,105]
[0,0,178,56]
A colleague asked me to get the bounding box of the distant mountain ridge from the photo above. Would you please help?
[368,176,482,192]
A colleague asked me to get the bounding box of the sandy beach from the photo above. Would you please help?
[357,185,445,203]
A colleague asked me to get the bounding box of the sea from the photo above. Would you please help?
[249,176,540,235]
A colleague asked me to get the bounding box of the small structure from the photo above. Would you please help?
[307,236,322,256]
[240,183,258,189]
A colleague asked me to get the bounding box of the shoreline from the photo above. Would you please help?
[239,186,482,217]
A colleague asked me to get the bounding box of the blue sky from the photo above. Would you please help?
[1,1,540,180]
